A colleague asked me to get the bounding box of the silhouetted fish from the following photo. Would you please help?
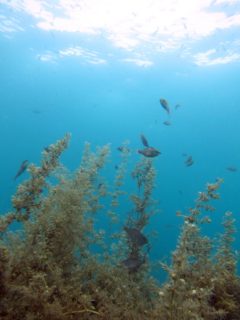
[159,98,170,114]
[117,146,124,152]
[140,134,149,147]
[185,156,194,167]
[138,147,161,158]
[44,146,51,152]
[226,166,237,172]
[124,227,148,247]
[163,120,171,126]
[32,109,42,114]
[122,256,144,273]
[14,160,29,180]
[117,146,130,153]
[97,183,103,189]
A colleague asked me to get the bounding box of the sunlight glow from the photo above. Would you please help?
[59,46,107,64]
[123,58,153,67]
[194,48,240,66]
[1,0,240,66]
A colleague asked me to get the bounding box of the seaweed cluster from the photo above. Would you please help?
[0,135,240,320]
[157,180,240,319]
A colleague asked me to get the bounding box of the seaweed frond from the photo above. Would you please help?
[0,134,71,233]
[157,179,224,320]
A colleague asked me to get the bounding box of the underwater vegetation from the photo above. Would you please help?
[0,134,240,320]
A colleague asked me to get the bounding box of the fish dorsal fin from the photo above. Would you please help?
[140,134,149,147]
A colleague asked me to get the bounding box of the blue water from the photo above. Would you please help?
[1,1,240,281]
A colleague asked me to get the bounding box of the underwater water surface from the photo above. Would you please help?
[1,1,240,319]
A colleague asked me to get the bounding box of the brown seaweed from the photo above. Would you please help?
[0,136,240,320]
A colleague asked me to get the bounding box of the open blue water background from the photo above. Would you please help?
[1,3,240,281]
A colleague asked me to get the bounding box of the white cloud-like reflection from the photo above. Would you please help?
[1,0,240,66]
[194,48,240,66]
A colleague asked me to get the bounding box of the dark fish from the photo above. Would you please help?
[32,109,42,114]
[160,98,170,114]
[14,160,29,180]
[122,256,144,273]
[117,146,130,153]
[226,166,237,172]
[117,146,124,152]
[185,156,194,167]
[124,226,148,247]
[140,134,149,147]
[163,120,171,126]
[165,224,174,229]
[138,147,161,158]
[44,146,51,152]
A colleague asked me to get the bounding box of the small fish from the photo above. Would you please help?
[185,156,194,167]
[160,98,170,114]
[226,166,237,172]
[140,134,149,147]
[124,227,148,247]
[122,256,144,273]
[97,183,103,189]
[175,104,181,110]
[14,160,29,180]
[117,146,124,152]
[176,210,183,217]
[117,146,130,153]
[138,147,161,158]
[44,146,51,152]
[163,120,171,126]
[32,109,42,114]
